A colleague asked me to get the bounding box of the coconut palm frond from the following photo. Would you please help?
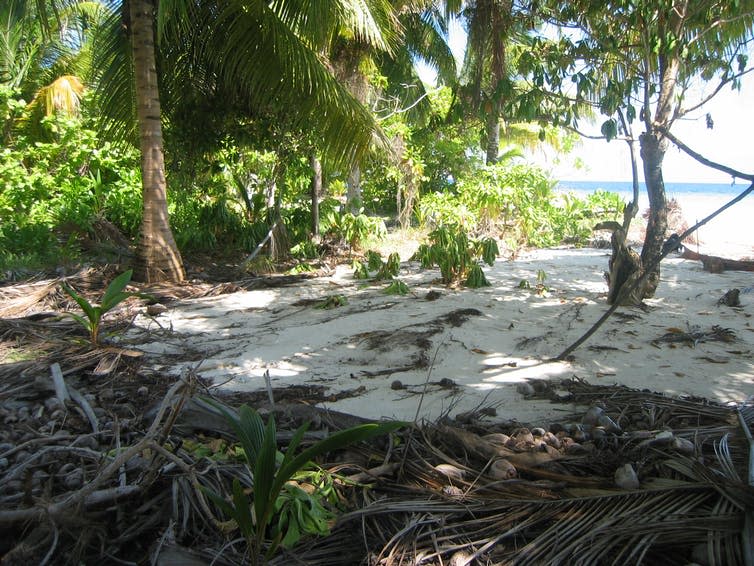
[89,3,137,144]
[28,74,84,116]
[208,0,382,167]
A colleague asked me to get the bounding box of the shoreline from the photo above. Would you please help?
[558,186,754,260]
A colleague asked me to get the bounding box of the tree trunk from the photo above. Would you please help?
[130,0,184,283]
[638,131,669,298]
[347,163,362,212]
[310,154,321,237]
[485,103,501,165]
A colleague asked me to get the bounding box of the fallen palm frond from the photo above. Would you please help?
[652,324,736,347]
[1,351,752,565]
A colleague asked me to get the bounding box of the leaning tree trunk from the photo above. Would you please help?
[638,131,669,298]
[130,0,184,283]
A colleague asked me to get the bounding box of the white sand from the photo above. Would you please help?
[130,218,754,425]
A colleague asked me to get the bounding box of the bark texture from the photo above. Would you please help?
[130,0,184,283]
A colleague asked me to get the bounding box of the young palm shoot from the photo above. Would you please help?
[61,270,139,345]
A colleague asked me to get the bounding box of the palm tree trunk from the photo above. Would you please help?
[485,102,501,165]
[130,0,184,283]
[310,153,321,237]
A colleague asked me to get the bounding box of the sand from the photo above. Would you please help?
[129,196,754,426]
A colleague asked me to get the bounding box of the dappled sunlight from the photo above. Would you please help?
[128,247,754,422]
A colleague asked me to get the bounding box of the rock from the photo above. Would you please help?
[614,463,640,489]
[137,386,149,397]
[543,432,561,449]
[390,380,404,390]
[531,427,546,437]
[0,457,8,470]
[582,406,605,426]
[438,378,456,388]
[489,459,517,480]
[147,303,169,316]
[448,550,474,566]
[442,485,464,497]
[671,437,695,455]
[63,467,85,489]
[435,464,466,481]
[99,389,115,402]
[596,414,621,434]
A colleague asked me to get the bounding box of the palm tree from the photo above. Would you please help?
[450,0,520,165]
[128,0,184,282]
[91,0,406,281]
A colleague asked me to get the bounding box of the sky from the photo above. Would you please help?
[416,20,754,185]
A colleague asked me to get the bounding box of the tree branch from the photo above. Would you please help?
[659,127,754,181]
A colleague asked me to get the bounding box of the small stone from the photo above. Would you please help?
[671,437,695,455]
[479,406,497,417]
[582,406,605,426]
[531,427,546,437]
[543,432,561,449]
[489,459,517,480]
[652,431,674,445]
[435,464,466,481]
[0,458,8,470]
[147,303,168,316]
[614,463,640,490]
[63,468,84,490]
[442,485,464,497]
[136,386,149,397]
[390,380,404,390]
[438,378,456,388]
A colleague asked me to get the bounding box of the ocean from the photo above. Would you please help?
[556,180,752,255]
[556,180,747,200]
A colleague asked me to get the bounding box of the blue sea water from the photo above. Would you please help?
[557,180,745,200]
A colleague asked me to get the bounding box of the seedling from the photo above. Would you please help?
[62,270,140,345]
[200,400,403,563]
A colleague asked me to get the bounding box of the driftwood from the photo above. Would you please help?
[681,247,754,272]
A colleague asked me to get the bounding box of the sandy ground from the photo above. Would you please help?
[128,194,753,426]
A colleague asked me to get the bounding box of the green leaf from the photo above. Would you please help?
[231,478,255,539]
[600,119,618,142]
[272,421,404,505]
[100,269,134,310]
[200,399,265,467]
[253,415,278,534]
[62,282,98,324]
[201,486,238,522]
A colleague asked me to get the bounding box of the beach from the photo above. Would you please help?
[558,181,754,260]
[129,196,754,425]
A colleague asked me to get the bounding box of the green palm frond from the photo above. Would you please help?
[204,0,384,166]
[90,2,137,144]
